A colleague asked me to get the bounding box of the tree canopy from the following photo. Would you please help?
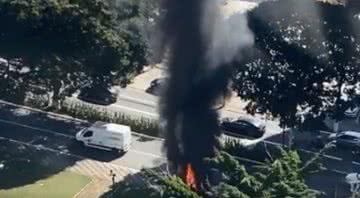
[0,0,152,108]
[102,150,318,198]
[232,0,360,128]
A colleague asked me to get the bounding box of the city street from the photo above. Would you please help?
[0,100,355,196]
[0,102,166,172]
[1,0,358,197]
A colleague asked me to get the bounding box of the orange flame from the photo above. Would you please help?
[184,163,197,190]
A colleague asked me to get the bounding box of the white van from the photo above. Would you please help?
[76,121,131,152]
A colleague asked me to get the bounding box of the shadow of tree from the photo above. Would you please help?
[0,139,79,189]
[100,170,150,198]
[134,134,156,142]
[100,163,171,198]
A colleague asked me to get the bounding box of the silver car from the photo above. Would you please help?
[329,131,360,149]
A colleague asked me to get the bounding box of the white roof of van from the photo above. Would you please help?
[92,121,130,134]
[106,123,130,133]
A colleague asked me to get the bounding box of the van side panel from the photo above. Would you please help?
[80,125,131,152]
[107,132,124,149]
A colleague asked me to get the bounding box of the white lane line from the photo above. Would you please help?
[129,149,165,159]
[0,113,355,173]
[0,118,163,159]
[0,118,75,139]
[111,104,159,117]
[0,99,87,124]
[263,139,344,161]
[234,156,265,165]
[0,136,140,173]
[0,122,352,176]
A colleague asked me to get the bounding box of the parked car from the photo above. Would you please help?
[146,78,167,96]
[345,106,360,118]
[329,131,360,150]
[78,86,117,105]
[307,130,331,148]
[345,172,360,184]
[76,121,131,152]
[220,117,265,139]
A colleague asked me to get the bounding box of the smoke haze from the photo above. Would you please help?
[159,0,255,186]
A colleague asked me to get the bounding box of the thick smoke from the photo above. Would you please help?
[159,0,253,186]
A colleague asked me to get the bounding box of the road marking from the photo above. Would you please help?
[111,104,159,117]
[0,118,76,139]
[0,118,163,159]
[0,136,140,173]
[0,101,357,173]
[0,116,353,166]
[234,156,265,165]
[129,149,165,159]
[0,118,355,177]
[0,99,87,124]
[263,139,344,161]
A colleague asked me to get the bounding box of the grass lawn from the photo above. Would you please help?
[0,171,91,198]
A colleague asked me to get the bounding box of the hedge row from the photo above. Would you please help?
[22,95,161,137]
[60,101,161,137]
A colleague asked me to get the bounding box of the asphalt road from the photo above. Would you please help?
[0,100,354,196]
[68,87,283,143]
[0,102,166,171]
[66,86,360,173]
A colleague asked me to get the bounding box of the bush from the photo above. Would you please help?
[222,138,282,163]
[60,101,160,137]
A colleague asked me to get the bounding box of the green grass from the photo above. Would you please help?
[0,171,91,198]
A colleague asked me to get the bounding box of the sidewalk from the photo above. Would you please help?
[65,159,141,198]
[129,64,165,91]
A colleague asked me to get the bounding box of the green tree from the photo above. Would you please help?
[212,183,249,198]
[233,0,360,129]
[102,150,318,198]
[206,150,318,198]
[256,150,318,198]
[205,151,261,197]
[142,169,200,198]
[0,0,150,108]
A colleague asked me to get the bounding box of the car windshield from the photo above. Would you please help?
[237,118,262,128]
[338,135,356,140]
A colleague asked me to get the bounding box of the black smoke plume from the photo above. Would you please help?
[159,0,231,187]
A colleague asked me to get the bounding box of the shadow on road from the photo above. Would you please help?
[100,163,169,198]
[0,139,78,190]
[0,103,127,190]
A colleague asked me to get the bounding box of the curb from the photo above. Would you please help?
[132,131,164,141]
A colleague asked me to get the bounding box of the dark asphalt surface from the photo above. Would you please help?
[0,102,355,196]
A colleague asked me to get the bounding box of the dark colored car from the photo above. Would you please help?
[220,117,266,139]
[309,131,332,149]
[329,131,360,150]
[78,86,117,105]
[146,78,167,96]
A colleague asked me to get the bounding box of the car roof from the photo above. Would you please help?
[153,78,167,83]
[236,117,265,128]
[339,131,360,138]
